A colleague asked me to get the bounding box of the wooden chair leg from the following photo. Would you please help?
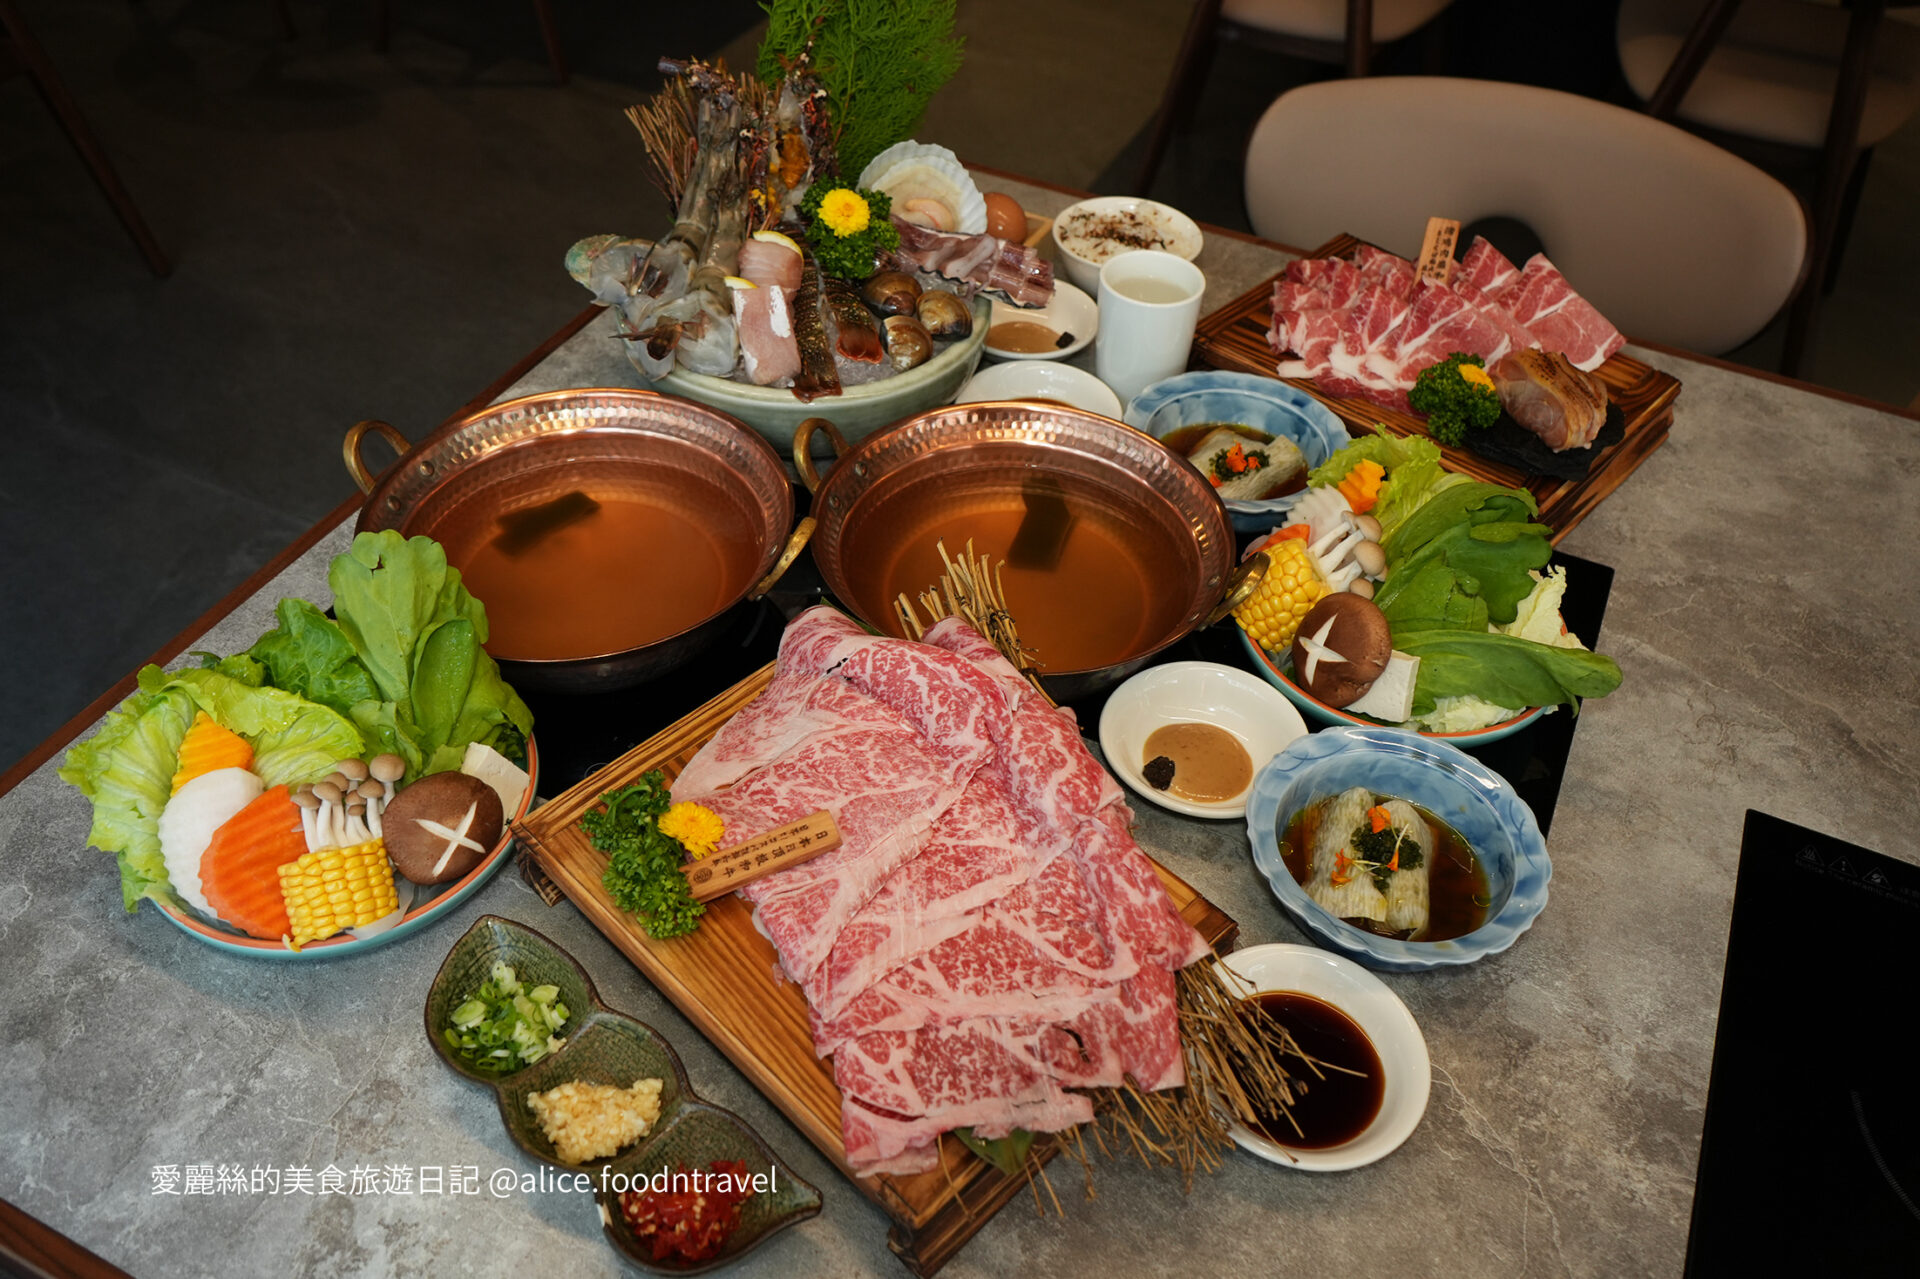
[1781,0,1883,377]
[1133,0,1224,195]
[1344,0,1373,77]
[1823,146,1872,295]
[1647,0,1745,119]
[533,0,566,84]
[0,0,169,276]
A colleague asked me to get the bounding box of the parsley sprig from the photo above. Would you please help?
[1345,820,1425,894]
[582,771,705,939]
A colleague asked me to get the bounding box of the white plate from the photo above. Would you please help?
[954,361,1123,418]
[1097,661,1306,819]
[983,281,1098,361]
[1216,944,1431,1171]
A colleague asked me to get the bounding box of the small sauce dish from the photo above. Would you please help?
[1216,943,1430,1172]
[1097,661,1306,819]
[983,281,1098,361]
[954,362,1123,418]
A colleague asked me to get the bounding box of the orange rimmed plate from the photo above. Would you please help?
[1239,632,1545,745]
[155,738,538,960]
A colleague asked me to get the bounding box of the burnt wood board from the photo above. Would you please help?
[1189,233,1684,543]
[514,663,1239,1276]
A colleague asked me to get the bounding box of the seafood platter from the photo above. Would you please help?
[565,53,1056,449]
[56,15,1635,1275]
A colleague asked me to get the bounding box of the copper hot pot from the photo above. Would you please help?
[795,403,1261,702]
[344,388,811,693]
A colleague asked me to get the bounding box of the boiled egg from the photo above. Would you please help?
[984,192,1025,242]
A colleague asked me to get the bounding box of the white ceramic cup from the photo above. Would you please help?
[1094,250,1206,406]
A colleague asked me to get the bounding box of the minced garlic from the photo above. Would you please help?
[526,1078,664,1164]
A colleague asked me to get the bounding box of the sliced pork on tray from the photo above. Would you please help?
[672,607,1207,1177]
[1269,235,1625,416]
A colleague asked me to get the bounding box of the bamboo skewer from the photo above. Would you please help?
[895,539,1051,705]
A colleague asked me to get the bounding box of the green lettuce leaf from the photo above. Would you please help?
[193,651,268,686]
[1377,517,1554,628]
[242,597,380,717]
[57,676,198,910]
[1307,426,1472,541]
[1394,630,1623,716]
[327,531,531,780]
[145,666,367,788]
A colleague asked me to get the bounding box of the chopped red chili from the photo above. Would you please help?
[619,1159,755,1263]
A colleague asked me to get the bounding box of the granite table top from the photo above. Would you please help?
[4,174,1916,1279]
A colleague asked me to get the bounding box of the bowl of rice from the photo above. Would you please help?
[1052,196,1203,293]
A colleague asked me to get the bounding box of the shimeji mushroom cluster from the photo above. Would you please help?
[276,754,408,948]
[290,753,406,852]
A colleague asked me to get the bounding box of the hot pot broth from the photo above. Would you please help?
[843,467,1199,673]
[426,459,764,662]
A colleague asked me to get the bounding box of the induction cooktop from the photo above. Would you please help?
[1685,811,1920,1275]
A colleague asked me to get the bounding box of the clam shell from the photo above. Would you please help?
[862,270,923,316]
[882,315,933,371]
[858,141,987,236]
[917,288,974,339]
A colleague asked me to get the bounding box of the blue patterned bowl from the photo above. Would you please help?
[1245,726,1551,971]
[1123,372,1352,532]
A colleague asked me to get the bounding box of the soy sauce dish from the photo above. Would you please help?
[1216,944,1430,1172]
[1098,662,1307,820]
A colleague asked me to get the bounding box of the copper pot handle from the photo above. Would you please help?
[343,420,413,494]
[748,516,815,600]
[1204,551,1268,628]
[792,417,849,495]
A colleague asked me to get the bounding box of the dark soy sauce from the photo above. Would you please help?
[1247,992,1384,1149]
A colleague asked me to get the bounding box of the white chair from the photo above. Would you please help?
[1134,0,1455,193]
[1242,76,1808,355]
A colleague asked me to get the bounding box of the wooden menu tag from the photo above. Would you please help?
[1416,216,1462,282]
[679,810,842,902]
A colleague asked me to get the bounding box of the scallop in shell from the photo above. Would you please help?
[858,140,988,236]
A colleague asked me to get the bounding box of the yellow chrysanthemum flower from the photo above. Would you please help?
[817,188,871,237]
[1458,361,1495,393]
[658,802,726,859]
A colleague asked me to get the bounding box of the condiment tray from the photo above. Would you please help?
[426,916,821,1271]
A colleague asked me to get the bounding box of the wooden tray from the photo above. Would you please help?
[1190,234,1684,542]
[513,663,1238,1276]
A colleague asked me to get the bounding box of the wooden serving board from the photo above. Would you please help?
[1190,233,1684,543]
[513,663,1238,1277]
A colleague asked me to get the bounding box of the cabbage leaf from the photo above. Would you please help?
[57,679,198,910]
[57,666,364,911]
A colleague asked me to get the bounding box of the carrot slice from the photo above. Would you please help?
[199,785,308,939]
[171,712,255,795]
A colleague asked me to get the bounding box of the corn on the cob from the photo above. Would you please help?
[278,839,398,948]
[1234,537,1332,652]
[171,712,255,794]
